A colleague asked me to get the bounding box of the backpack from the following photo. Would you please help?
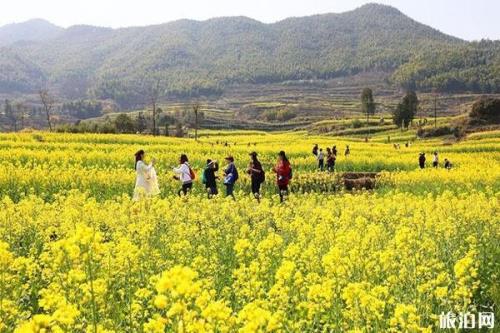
[254,162,265,183]
[202,168,207,184]
[224,164,238,185]
[233,167,239,182]
[260,170,266,183]
[189,167,196,180]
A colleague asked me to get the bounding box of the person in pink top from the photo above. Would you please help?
[273,150,292,202]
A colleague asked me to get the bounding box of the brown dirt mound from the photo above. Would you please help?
[342,172,378,180]
[344,177,376,191]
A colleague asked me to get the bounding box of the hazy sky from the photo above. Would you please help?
[1,0,498,41]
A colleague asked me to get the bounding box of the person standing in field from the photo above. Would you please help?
[223,156,239,200]
[273,150,292,203]
[317,148,325,171]
[332,145,338,156]
[133,150,160,200]
[203,159,219,198]
[326,148,336,172]
[419,153,426,169]
[247,152,265,202]
[312,144,319,157]
[444,158,452,170]
[173,154,194,196]
[432,151,439,168]
[345,145,350,157]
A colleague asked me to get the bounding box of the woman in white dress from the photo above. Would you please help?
[133,150,160,200]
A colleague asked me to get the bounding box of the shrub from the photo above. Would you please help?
[417,126,453,138]
[470,97,500,124]
[351,119,362,128]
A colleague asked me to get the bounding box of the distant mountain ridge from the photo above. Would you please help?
[0,3,498,108]
[0,19,64,45]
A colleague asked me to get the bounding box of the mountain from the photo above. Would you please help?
[393,40,500,92]
[0,3,498,108]
[0,19,63,45]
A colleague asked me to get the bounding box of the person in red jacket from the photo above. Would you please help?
[273,150,292,202]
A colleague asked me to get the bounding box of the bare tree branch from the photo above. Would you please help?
[192,102,200,141]
[39,89,55,131]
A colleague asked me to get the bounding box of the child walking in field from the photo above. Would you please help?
[173,154,194,196]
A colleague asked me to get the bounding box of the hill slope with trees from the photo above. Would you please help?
[0,3,498,108]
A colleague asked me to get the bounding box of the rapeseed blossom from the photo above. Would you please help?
[0,131,498,331]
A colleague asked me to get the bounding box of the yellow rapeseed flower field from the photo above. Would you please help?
[0,131,498,332]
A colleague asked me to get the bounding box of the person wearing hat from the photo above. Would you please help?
[223,156,239,200]
[419,153,426,169]
[247,152,265,202]
[203,159,219,198]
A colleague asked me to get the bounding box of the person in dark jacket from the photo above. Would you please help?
[312,144,319,157]
[332,145,338,156]
[247,152,265,202]
[419,153,426,169]
[326,148,336,172]
[223,156,238,200]
[203,159,219,198]
[444,158,452,170]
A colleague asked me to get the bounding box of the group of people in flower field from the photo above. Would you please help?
[419,151,453,170]
[312,143,351,172]
[133,150,292,202]
[134,143,453,201]
[312,142,453,171]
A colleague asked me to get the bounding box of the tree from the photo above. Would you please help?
[432,90,438,128]
[393,91,418,129]
[470,97,500,124]
[114,114,136,133]
[361,88,376,126]
[192,103,200,141]
[39,89,55,131]
[144,78,164,136]
[164,123,169,136]
[175,122,184,138]
[4,99,16,131]
[15,102,28,130]
[136,112,147,133]
[160,113,175,137]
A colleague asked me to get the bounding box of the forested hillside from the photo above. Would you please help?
[0,3,498,108]
[392,40,500,92]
